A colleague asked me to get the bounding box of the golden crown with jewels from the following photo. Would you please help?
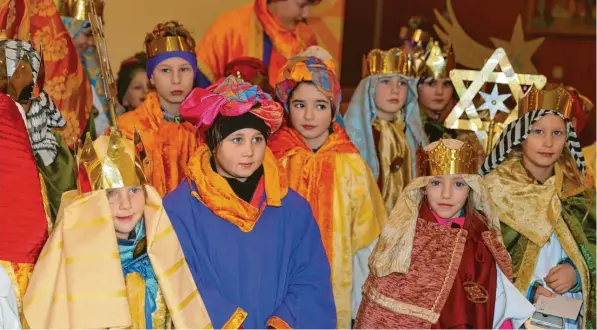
[518,84,573,119]
[416,139,477,177]
[55,0,104,21]
[75,129,151,193]
[145,21,195,58]
[412,41,455,79]
[362,47,414,78]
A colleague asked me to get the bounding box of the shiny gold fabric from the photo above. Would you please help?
[372,118,412,214]
[23,186,211,329]
[370,175,500,278]
[484,157,592,328]
[269,125,387,329]
[584,143,596,187]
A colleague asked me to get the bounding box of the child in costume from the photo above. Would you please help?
[481,85,596,329]
[355,139,535,329]
[22,130,211,329]
[117,52,149,113]
[0,39,76,223]
[344,47,423,211]
[0,92,50,325]
[269,56,386,328]
[118,21,201,197]
[165,76,336,329]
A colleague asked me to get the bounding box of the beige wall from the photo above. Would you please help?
[103,0,345,76]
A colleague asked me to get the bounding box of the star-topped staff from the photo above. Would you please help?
[444,48,547,153]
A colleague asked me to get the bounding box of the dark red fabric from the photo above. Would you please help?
[371,125,383,190]
[249,176,266,208]
[0,93,48,263]
[420,201,497,329]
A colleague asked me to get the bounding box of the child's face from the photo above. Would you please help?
[374,75,408,117]
[418,77,453,113]
[107,185,146,239]
[522,114,567,170]
[288,83,333,149]
[425,175,470,219]
[150,57,194,107]
[214,127,267,182]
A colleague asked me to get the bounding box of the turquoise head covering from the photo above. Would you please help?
[61,17,109,116]
[344,74,428,180]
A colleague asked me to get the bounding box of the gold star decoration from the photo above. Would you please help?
[444,48,547,152]
[490,16,545,75]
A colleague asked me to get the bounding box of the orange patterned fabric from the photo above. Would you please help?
[117,92,200,197]
[268,123,358,261]
[0,0,92,147]
[195,0,317,86]
[266,315,292,329]
[186,144,288,232]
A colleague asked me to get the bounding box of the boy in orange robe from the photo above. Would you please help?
[117,21,201,197]
[268,56,387,328]
[195,0,319,88]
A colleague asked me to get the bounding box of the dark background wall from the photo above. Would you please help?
[340,0,596,102]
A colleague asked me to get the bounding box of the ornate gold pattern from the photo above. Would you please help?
[462,281,488,303]
[34,0,59,17]
[445,48,547,152]
[33,24,68,62]
[417,139,477,176]
[146,36,194,58]
[362,47,414,78]
[518,84,573,118]
[76,129,150,192]
[223,307,248,329]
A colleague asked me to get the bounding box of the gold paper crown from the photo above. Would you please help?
[55,0,104,21]
[362,47,414,78]
[412,41,455,79]
[399,16,431,45]
[76,129,151,193]
[416,139,477,177]
[145,22,195,58]
[518,84,573,118]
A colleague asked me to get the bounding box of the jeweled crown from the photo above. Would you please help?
[145,21,195,58]
[362,47,414,78]
[518,84,573,118]
[75,129,151,193]
[412,41,455,79]
[416,139,477,177]
[55,0,104,21]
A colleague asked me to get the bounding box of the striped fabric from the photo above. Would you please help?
[480,109,586,176]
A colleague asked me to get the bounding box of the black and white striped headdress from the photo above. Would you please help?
[1,40,66,166]
[480,109,586,176]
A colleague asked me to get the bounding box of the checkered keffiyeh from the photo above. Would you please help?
[480,109,586,176]
[180,75,283,133]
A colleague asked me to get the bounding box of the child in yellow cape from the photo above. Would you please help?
[269,55,387,328]
[23,130,211,329]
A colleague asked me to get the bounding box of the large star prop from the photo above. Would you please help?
[490,16,545,75]
[478,85,511,120]
[444,48,547,151]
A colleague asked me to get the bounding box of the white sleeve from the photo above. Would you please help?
[352,238,377,319]
[493,265,535,329]
[0,267,21,329]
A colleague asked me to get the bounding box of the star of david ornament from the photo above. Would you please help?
[444,48,547,152]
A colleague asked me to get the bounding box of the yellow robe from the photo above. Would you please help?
[269,125,387,328]
[23,186,212,329]
[583,143,595,187]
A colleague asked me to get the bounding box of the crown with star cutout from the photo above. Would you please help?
[412,40,455,79]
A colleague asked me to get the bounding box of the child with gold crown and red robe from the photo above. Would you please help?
[355,139,535,329]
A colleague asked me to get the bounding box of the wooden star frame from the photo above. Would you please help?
[444,48,547,152]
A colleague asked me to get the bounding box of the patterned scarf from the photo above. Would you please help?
[1,40,65,166]
[481,109,586,176]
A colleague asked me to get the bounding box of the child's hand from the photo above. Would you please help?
[533,285,555,303]
[544,263,578,294]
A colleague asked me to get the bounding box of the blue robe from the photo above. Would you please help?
[163,180,337,328]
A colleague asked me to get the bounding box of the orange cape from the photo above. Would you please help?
[117,93,200,197]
